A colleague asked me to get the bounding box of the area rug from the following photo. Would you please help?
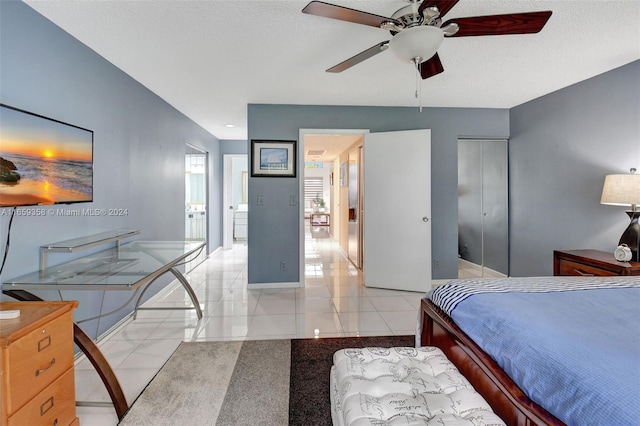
[120,335,414,425]
[120,340,290,426]
[289,335,414,425]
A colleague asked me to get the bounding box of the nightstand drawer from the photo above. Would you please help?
[5,311,74,413]
[8,367,76,426]
[557,259,618,276]
[554,249,640,276]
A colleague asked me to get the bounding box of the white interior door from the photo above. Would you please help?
[363,129,431,292]
[222,155,234,249]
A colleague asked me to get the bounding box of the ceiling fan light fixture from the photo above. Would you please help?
[389,25,444,63]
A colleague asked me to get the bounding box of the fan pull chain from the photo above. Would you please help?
[414,58,423,112]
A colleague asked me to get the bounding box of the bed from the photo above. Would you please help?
[418,276,640,426]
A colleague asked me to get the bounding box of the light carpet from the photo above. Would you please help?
[120,335,414,425]
[120,340,290,425]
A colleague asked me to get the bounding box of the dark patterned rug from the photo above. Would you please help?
[289,335,415,426]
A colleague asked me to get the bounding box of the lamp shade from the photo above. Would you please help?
[600,173,640,206]
[389,26,444,62]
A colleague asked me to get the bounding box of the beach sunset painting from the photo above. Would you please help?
[0,105,93,207]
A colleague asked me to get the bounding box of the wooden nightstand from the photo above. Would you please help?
[0,301,79,426]
[554,249,640,276]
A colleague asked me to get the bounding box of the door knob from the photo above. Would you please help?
[422,217,429,222]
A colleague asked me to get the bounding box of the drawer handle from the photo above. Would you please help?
[38,335,52,352]
[574,269,595,276]
[35,358,56,377]
[40,396,54,416]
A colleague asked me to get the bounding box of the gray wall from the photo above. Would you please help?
[0,0,221,338]
[220,139,248,156]
[509,60,640,276]
[247,104,510,283]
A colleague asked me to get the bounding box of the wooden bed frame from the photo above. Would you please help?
[420,298,565,426]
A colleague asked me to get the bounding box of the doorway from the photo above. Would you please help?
[185,144,208,241]
[299,129,368,284]
[298,129,432,293]
[185,144,208,267]
[347,146,363,268]
[223,154,248,249]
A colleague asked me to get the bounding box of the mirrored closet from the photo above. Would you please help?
[458,139,509,278]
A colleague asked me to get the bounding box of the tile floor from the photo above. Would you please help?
[74,227,429,425]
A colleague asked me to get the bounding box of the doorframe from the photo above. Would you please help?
[185,143,209,265]
[298,128,370,286]
[222,154,248,249]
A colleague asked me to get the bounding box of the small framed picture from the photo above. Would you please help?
[251,140,296,177]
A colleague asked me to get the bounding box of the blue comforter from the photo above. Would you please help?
[431,278,640,426]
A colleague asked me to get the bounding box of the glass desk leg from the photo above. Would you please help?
[133,267,203,320]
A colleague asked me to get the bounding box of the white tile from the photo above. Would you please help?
[338,311,392,333]
[196,316,250,339]
[75,369,104,401]
[146,320,204,340]
[201,278,238,288]
[296,312,343,336]
[76,409,119,426]
[296,286,332,298]
[113,368,160,403]
[210,298,257,317]
[296,297,336,313]
[118,339,181,369]
[332,296,376,313]
[221,287,260,302]
[304,277,329,287]
[259,288,297,300]
[379,311,421,333]
[402,292,427,309]
[131,308,174,321]
[107,321,160,341]
[76,338,140,371]
[368,296,417,312]
[247,314,297,336]
[253,298,296,315]
[328,285,366,298]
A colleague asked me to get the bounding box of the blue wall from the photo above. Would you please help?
[0,0,221,338]
[247,104,510,284]
[509,60,640,276]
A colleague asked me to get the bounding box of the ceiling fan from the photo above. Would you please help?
[302,0,552,80]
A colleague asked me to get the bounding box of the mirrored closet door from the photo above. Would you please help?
[458,139,508,278]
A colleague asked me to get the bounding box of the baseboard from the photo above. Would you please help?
[458,258,507,278]
[247,281,302,289]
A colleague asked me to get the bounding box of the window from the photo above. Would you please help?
[304,177,323,208]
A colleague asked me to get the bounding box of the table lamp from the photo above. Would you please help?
[600,168,640,262]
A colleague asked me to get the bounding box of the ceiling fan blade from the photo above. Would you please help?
[326,41,389,73]
[302,1,400,28]
[443,11,552,37]
[419,0,460,19]
[420,53,444,79]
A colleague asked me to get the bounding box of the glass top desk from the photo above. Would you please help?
[2,239,206,420]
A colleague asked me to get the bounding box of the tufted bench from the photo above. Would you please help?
[330,346,506,426]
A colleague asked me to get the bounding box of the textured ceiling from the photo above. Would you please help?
[23,0,640,140]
